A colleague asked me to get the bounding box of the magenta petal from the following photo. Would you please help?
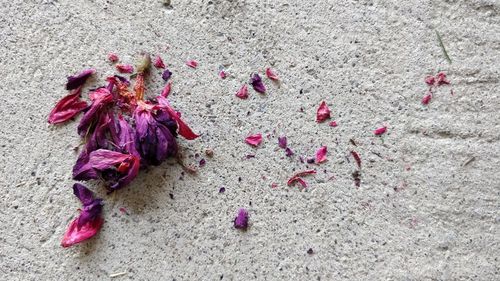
[265,68,279,81]
[278,136,287,149]
[235,84,249,99]
[154,55,166,68]
[245,133,262,147]
[157,96,200,140]
[315,146,328,163]
[316,101,331,123]
[66,69,95,90]
[48,87,88,124]
[61,216,104,247]
[350,151,361,168]
[116,64,134,73]
[161,82,172,98]
[250,73,266,93]
[374,126,387,136]
[425,75,435,86]
[108,53,119,63]
[88,149,130,170]
[234,208,249,229]
[422,93,432,105]
[186,60,198,68]
[436,72,450,85]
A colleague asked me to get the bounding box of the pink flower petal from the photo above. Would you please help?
[436,72,450,85]
[424,75,435,86]
[422,93,432,105]
[48,87,88,124]
[219,70,227,79]
[161,82,172,98]
[265,68,279,81]
[186,60,198,68]
[156,96,200,140]
[329,121,338,127]
[235,84,249,99]
[245,133,262,147]
[108,53,119,63]
[287,170,316,187]
[316,101,331,123]
[116,64,134,73]
[315,146,328,163]
[374,126,387,136]
[61,216,104,247]
[350,151,361,168]
[153,55,166,69]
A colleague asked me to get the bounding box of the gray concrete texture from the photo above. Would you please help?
[1,0,499,280]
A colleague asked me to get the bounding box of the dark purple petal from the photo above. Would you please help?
[77,88,114,136]
[115,115,140,157]
[199,158,206,167]
[234,208,249,229]
[73,183,95,206]
[71,183,103,228]
[73,150,98,181]
[162,69,172,81]
[278,136,287,149]
[66,69,95,90]
[219,187,226,193]
[285,147,294,157]
[250,73,266,94]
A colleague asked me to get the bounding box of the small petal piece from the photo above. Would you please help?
[162,69,172,81]
[235,84,249,99]
[234,208,249,230]
[245,133,262,147]
[350,151,361,168]
[48,87,88,124]
[315,146,328,163]
[285,147,294,157]
[287,170,316,188]
[329,121,338,127]
[219,70,227,79]
[108,53,119,63]
[422,93,432,105]
[116,64,134,73]
[250,73,266,93]
[157,96,200,140]
[154,56,165,69]
[374,126,387,136]
[436,72,450,85]
[186,60,198,68]
[265,68,279,81]
[278,136,287,149]
[316,101,331,123]
[66,69,95,90]
[161,82,172,98]
[425,75,435,86]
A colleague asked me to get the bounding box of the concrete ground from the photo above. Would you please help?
[1,0,499,280]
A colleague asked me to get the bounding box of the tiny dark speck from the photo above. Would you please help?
[219,187,226,193]
[13,206,18,209]
[238,177,242,182]
[307,248,314,255]
[31,171,36,176]
[169,193,174,199]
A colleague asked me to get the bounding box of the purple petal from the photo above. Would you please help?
[71,183,103,228]
[278,136,287,149]
[73,183,95,206]
[285,147,294,157]
[250,73,266,94]
[66,69,95,90]
[234,208,249,230]
[162,69,172,81]
[77,88,113,136]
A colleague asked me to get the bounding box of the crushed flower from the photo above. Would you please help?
[186,60,198,68]
[315,146,328,163]
[235,84,249,99]
[316,101,331,123]
[48,87,88,124]
[234,208,249,230]
[245,133,262,147]
[265,68,279,81]
[116,64,134,73]
[154,55,166,69]
[250,73,266,94]
[66,69,95,90]
[374,126,387,136]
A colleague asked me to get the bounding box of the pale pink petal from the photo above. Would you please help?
[245,133,262,147]
[265,68,279,81]
[315,146,328,163]
[186,60,198,68]
[108,53,119,63]
[235,84,249,99]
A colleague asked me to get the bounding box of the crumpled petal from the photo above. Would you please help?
[374,126,387,136]
[245,133,262,147]
[115,115,140,157]
[425,75,435,86]
[219,70,227,79]
[108,53,119,63]
[87,149,140,190]
[61,216,104,248]
[265,68,279,81]
[235,84,249,99]
[234,208,249,229]
[161,82,172,98]
[66,69,95,90]
[350,151,361,168]
[287,170,316,187]
[316,101,331,123]
[116,64,134,73]
[436,72,450,85]
[154,55,165,68]
[73,183,95,206]
[422,93,432,105]
[77,88,114,136]
[157,96,200,140]
[278,136,287,149]
[88,149,131,170]
[315,146,328,163]
[162,69,172,81]
[329,121,338,127]
[186,60,198,68]
[285,147,294,157]
[48,87,88,124]
[250,73,266,94]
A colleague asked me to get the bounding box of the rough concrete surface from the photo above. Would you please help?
[0,0,499,280]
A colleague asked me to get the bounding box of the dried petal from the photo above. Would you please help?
[116,64,134,73]
[219,187,226,193]
[287,170,316,187]
[77,88,114,136]
[350,151,361,168]
[66,69,95,90]
[245,133,262,147]
[422,93,432,105]
[278,136,287,149]
[219,70,227,79]
[265,68,279,80]
[315,146,328,163]
[329,121,338,127]
[234,208,249,229]
[108,53,119,63]
[61,216,103,248]
[250,73,266,93]
[199,158,206,167]
[157,96,200,140]
[161,82,172,98]
[235,84,249,99]
[285,147,294,157]
[48,87,88,124]
[316,101,331,123]
[424,75,435,86]
[186,60,198,68]
[374,126,387,136]
[162,69,172,81]
[154,55,166,68]
[436,72,450,85]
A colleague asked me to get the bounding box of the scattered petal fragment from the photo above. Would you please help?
[316,101,331,123]
[162,69,172,82]
[265,68,279,81]
[350,151,361,168]
[436,72,450,85]
[329,121,338,127]
[287,170,316,188]
[186,60,198,68]
[219,70,227,79]
[422,93,432,105]
[278,136,287,149]
[315,146,328,163]
[245,133,262,147]
[374,126,387,136]
[235,84,249,99]
[234,208,249,230]
[154,56,165,69]
[250,73,266,94]
[424,75,435,86]
[66,69,95,90]
[285,147,294,157]
[108,53,119,63]
[116,64,133,74]
[48,87,88,124]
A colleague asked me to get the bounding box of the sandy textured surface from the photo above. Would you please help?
[1,0,499,280]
